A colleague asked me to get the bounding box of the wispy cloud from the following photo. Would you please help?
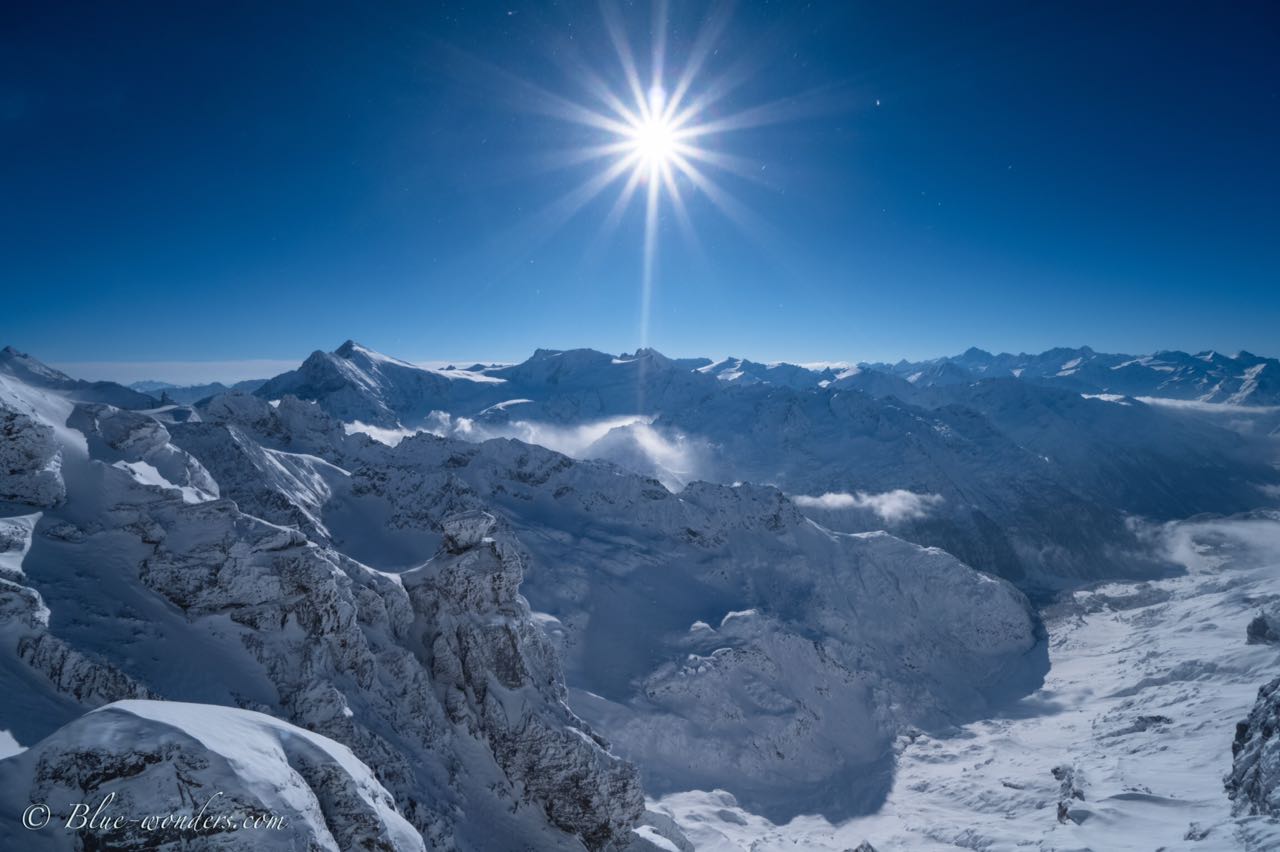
[1136,396,1280,415]
[347,412,709,490]
[791,489,944,523]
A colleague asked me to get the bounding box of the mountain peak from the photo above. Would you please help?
[623,347,673,366]
[0,345,75,385]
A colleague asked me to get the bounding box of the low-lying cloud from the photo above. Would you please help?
[791,489,944,523]
[348,413,710,491]
[343,421,420,447]
[1147,513,1280,574]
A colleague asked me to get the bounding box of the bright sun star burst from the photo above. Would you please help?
[512,1,823,346]
[626,87,678,173]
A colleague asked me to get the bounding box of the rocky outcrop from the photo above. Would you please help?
[0,377,647,850]
[0,401,64,506]
[404,511,644,849]
[1227,677,1280,815]
[126,491,640,848]
[0,513,154,708]
[68,403,218,503]
[1247,609,1280,644]
[0,700,425,851]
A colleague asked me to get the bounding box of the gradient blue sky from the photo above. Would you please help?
[3,0,1278,380]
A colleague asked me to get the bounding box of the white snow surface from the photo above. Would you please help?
[651,514,1280,851]
[0,699,425,851]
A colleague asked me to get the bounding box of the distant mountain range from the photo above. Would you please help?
[128,377,268,404]
[699,345,1280,406]
[21,342,1272,410]
[866,345,1280,405]
[5,340,1278,589]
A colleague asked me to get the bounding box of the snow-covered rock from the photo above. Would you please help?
[0,700,425,851]
[171,393,1039,817]
[403,511,644,848]
[1246,609,1280,644]
[1228,677,1280,816]
[0,370,648,850]
[0,513,154,715]
[68,403,219,503]
[0,400,64,506]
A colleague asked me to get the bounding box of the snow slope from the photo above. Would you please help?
[0,700,425,851]
[653,513,1280,851]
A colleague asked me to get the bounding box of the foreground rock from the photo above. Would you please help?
[0,385,646,849]
[0,700,425,851]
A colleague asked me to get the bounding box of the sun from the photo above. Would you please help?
[510,1,819,347]
[625,86,678,174]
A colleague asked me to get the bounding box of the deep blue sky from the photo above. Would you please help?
[3,0,1278,378]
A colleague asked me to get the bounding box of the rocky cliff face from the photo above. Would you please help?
[1228,677,1280,816]
[0,400,65,507]
[0,383,649,850]
[404,510,643,849]
[0,512,155,712]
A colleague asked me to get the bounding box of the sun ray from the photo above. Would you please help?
[640,168,661,346]
[661,160,701,255]
[675,85,855,139]
[600,1,652,123]
[651,0,669,95]
[671,142,769,184]
[669,150,774,245]
[531,140,643,175]
[663,1,735,124]
[521,1,830,347]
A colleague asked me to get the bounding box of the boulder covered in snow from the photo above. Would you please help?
[1246,609,1280,644]
[0,700,425,851]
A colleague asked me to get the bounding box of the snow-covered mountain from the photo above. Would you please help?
[1,346,158,410]
[869,346,1280,406]
[3,343,1279,850]
[656,512,1280,851]
[1,348,1053,849]
[246,341,1280,587]
[0,365,646,850]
